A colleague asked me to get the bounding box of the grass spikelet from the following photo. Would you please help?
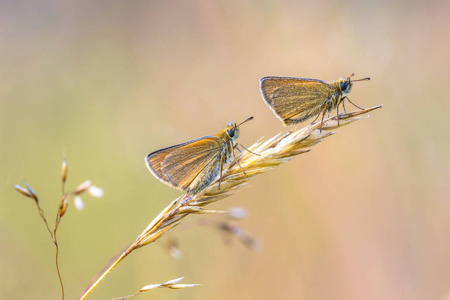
[113,277,200,299]
[13,158,103,300]
[78,105,382,300]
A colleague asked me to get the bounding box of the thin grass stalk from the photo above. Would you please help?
[78,105,382,299]
[14,159,103,300]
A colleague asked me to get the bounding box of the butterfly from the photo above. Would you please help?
[260,74,370,130]
[145,117,254,195]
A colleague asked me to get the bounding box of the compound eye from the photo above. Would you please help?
[228,129,235,138]
[340,82,348,91]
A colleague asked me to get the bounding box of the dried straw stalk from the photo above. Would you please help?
[78,105,382,299]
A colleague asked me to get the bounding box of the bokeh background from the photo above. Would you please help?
[1,1,449,299]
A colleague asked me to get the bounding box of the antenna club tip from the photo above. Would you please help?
[236,116,254,127]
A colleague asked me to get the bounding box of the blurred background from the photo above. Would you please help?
[1,0,449,299]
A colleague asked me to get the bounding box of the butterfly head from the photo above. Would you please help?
[222,117,253,141]
[340,74,370,94]
[341,79,352,94]
[225,121,240,141]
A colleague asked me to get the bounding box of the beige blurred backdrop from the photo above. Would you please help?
[1,1,449,299]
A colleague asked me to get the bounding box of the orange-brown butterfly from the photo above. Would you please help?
[260,74,370,130]
[145,117,254,195]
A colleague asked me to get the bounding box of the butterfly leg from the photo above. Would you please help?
[319,103,330,133]
[230,141,247,175]
[342,99,347,113]
[237,143,261,156]
[336,99,341,127]
[218,155,224,190]
[311,110,322,124]
[344,96,364,110]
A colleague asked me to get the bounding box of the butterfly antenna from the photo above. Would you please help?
[351,77,370,82]
[236,116,254,127]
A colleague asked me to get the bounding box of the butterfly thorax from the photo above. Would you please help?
[207,125,236,174]
[217,124,239,146]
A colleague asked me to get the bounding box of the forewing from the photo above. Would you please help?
[260,77,332,125]
[182,151,223,194]
[145,136,223,192]
[145,144,176,187]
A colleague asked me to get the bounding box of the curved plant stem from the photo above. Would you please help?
[78,105,382,299]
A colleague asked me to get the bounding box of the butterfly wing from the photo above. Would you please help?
[145,136,224,194]
[260,77,333,125]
